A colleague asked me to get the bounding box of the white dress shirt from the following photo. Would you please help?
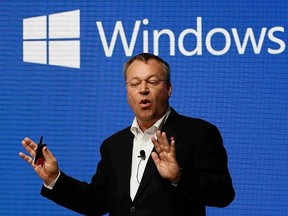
[129,107,171,200]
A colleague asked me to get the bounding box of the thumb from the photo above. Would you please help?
[43,146,55,162]
[151,152,160,167]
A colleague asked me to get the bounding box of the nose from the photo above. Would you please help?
[139,81,149,94]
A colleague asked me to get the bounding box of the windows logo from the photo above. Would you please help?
[23,10,80,69]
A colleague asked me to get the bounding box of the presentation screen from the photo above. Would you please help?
[0,1,287,215]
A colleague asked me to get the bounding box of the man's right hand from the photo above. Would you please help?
[19,137,59,185]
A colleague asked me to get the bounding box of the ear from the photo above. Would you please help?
[168,85,172,96]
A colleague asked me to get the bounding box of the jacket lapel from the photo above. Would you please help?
[116,130,134,201]
[133,109,179,201]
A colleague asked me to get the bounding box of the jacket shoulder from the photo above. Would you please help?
[168,108,218,130]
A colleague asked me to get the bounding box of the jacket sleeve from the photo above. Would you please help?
[174,123,235,207]
[41,161,109,215]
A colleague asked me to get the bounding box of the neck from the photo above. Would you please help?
[138,120,157,132]
[137,106,170,132]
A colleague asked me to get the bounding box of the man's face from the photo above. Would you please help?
[126,59,172,130]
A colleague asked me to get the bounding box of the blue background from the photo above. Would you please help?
[0,0,287,215]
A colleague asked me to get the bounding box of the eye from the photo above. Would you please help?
[129,81,141,88]
[147,80,160,86]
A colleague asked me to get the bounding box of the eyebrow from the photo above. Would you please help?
[129,75,162,81]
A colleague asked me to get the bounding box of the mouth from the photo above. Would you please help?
[139,99,151,109]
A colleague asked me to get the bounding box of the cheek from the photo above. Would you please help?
[127,92,137,105]
[154,89,169,99]
[151,93,168,106]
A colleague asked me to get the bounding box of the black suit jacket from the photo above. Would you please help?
[41,108,235,216]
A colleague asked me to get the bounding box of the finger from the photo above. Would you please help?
[169,139,176,158]
[23,137,37,149]
[156,131,163,145]
[152,131,171,154]
[19,152,35,165]
[161,132,170,151]
[21,137,37,157]
[158,132,171,152]
[151,135,161,153]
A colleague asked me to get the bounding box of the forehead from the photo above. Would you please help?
[126,59,164,79]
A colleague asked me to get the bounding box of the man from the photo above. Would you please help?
[19,53,235,215]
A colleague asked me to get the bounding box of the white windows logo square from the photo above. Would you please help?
[23,10,80,69]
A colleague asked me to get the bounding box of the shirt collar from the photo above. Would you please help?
[130,106,171,136]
